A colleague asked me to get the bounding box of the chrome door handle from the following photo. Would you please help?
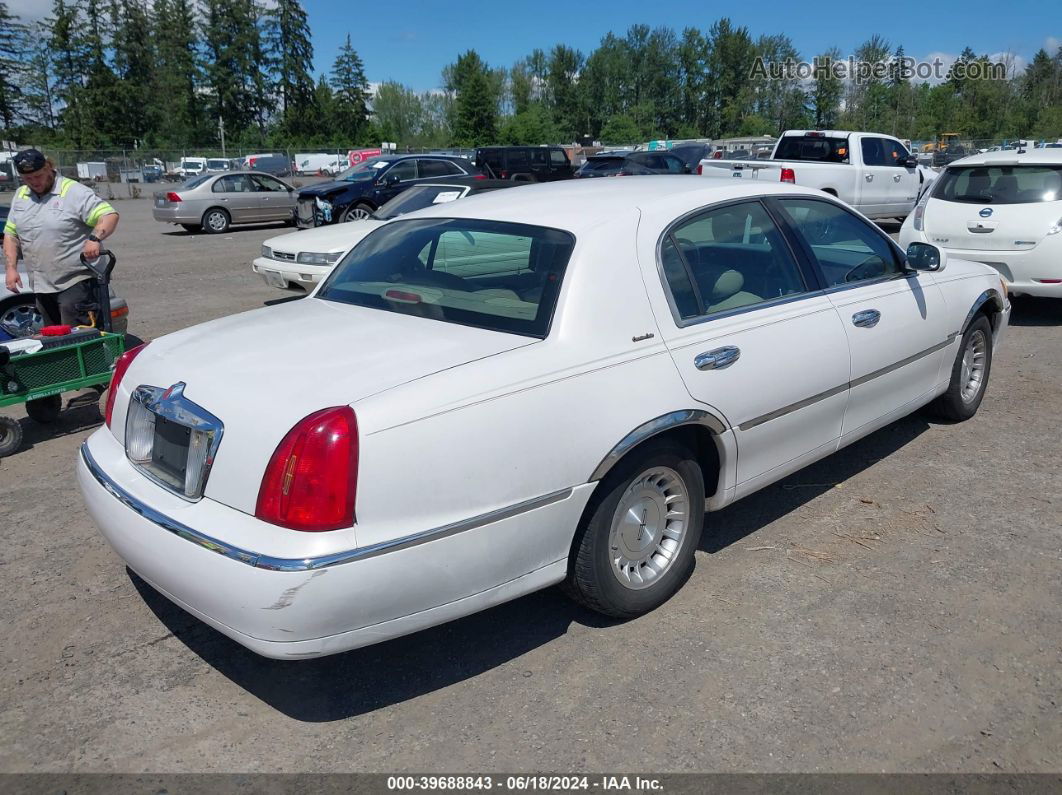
[865,174,874,182]
[695,346,741,370]
[852,309,881,328]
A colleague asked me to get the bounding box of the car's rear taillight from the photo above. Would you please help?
[780,168,796,184]
[473,173,486,180]
[696,163,703,175]
[912,190,932,231]
[256,407,358,532]
[105,343,149,428]
[165,192,181,202]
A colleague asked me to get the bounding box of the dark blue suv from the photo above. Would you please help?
[295,154,484,227]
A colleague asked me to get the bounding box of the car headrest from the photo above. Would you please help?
[712,270,745,302]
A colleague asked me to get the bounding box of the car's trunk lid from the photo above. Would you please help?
[121,297,535,513]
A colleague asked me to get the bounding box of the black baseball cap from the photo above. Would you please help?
[13,149,47,174]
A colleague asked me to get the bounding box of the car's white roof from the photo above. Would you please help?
[406,176,818,233]
[948,149,1062,167]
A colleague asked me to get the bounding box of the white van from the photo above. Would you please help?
[295,153,341,175]
[177,157,207,178]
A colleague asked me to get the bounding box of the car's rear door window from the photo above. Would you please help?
[660,200,807,320]
[318,218,575,337]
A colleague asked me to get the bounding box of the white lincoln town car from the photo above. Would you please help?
[79,178,1010,659]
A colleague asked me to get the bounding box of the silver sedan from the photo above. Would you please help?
[152,171,297,234]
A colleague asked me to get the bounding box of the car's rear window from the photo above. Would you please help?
[317,218,576,338]
[933,165,1062,204]
[774,136,850,164]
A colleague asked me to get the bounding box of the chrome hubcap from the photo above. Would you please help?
[0,303,43,337]
[960,330,987,403]
[608,466,689,590]
[207,212,226,231]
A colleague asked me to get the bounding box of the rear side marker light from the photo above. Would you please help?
[1035,279,1062,284]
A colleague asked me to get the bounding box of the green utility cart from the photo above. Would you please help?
[0,250,126,456]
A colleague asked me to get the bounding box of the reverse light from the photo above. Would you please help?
[165,192,181,203]
[105,343,149,428]
[256,407,359,532]
[780,168,796,184]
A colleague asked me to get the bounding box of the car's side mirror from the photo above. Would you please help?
[902,155,919,168]
[906,242,947,272]
[384,174,400,186]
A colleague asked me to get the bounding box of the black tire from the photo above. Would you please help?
[928,314,993,421]
[0,415,22,457]
[201,208,230,234]
[26,394,61,424]
[563,439,705,618]
[180,223,200,232]
[340,202,374,223]
[0,295,43,338]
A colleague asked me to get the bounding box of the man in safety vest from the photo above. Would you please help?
[3,148,119,326]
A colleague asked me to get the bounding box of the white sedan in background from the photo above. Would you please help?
[253,180,519,289]
[79,178,1008,659]
[901,148,1062,298]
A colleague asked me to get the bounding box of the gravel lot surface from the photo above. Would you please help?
[0,196,1059,774]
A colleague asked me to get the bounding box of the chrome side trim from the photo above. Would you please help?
[589,409,727,482]
[738,383,849,432]
[81,442,571,572]
[737,333,960,432]
[848,335,957,389]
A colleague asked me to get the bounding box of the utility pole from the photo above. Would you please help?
[219,114,226,158]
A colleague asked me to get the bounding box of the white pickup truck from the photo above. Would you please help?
[699,130,936,220]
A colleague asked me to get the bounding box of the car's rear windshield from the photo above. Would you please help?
[933,165,1062,204]
[581,158,625,172]
[317,218,576,338]
[206,159,229,169]
[774,136,850,164]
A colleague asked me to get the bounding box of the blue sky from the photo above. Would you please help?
[299,0,1059,92]
[7,0,1058,92]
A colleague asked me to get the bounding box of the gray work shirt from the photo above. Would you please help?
[4,174,117,293]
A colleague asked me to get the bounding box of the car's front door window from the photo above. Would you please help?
[775,198,903,287]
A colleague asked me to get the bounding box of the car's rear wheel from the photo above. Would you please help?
[929,314,993,421]
[202,208,230,234]
[0,296,43,338]
[563,439,705,618]
[341,202,373,222]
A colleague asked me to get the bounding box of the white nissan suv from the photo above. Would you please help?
[900,148,1062,298]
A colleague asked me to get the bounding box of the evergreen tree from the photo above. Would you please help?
[0,1,27,131]
[202,0,269,142]
[110,0,155,145]
[811,48,843,129]
[677,28,708,135]
[20,27,58,131]
[447,50,498,147]
[151,0,202,146]
[705,18,756,137]
[264,0,315,137]
[330,34,370,143]
[546,44,583,140]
